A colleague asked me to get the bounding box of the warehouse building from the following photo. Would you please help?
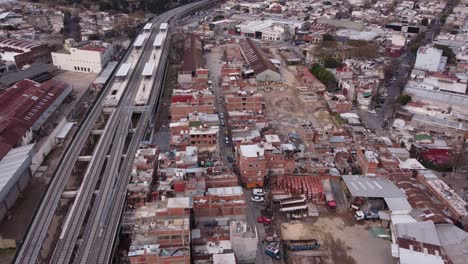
[0,38,51,68]
[239,38,281,83]
[0,79,71,160]
[0,144,35,221]
[52,40,115,73]
[178,34,206,84]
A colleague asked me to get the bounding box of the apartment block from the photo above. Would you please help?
[225,91,264,113]
[238,144,267,188]
[193,186,246,223]
[127,197,192,264]
[170,90,215,121]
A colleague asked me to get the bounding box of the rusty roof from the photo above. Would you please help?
[180,34,205,72]
[0,79,68,160]
[239,38,279,76]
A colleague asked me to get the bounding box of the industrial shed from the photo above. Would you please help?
[0,144,35,221]
[239,38,281,83]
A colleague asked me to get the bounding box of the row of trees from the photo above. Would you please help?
[309,63,338,92]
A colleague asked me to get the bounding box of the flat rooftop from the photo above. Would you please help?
[342,175,406,198]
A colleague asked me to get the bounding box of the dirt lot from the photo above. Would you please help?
[262,51,333,136]
[281,213,394,264]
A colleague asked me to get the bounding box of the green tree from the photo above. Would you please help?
[435,44,456,64]
[322,33,335,41]
[309,63,337,91]
[398,94,412,105]
[323,57,341,68]
[410,44,421,54]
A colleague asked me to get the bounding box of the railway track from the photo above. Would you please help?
[15,1,216,264]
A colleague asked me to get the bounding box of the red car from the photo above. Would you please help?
[257,216,272,224]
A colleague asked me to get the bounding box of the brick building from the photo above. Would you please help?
[170,120,219,153]
[0,38,51,68]
[127,197,193,264]
[296,66,326,91]
[264,144,295,176]
[355,143,379,175]
[238,144,267,188]
[170,90,215,121]
[178,34,206,84]
[193,186,246,223]
[225,91,264,113]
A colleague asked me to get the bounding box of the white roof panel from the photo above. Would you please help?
[93,61,118,84]
[240,144,264,158]
[133,34,146,47]
[143,23,152,30]
[116,63,131,77]
[0,144,35,201]
[153,34,164,47]
[208,186,243,196]
[55,122,75,139]
[142,62,155,76]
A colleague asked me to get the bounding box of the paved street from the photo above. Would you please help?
[206,47,277,264]
[244,189,275,264]
[358,18,442,134]
[205,47,234,169]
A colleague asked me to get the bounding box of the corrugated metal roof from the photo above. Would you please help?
[0,63,55,88]
[395,221,440,245]
[405,85,468,108]
[207,186,243,196]
[342,175,406,198]
[239,38,279,76]
[0,79,69,160]
[0,38,42,51]
[180,34,204,72]
[93,61,118,84]
[0,144,34,202]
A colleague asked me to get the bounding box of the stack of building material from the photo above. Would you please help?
[271,176,325,203]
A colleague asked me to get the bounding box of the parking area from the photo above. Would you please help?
[247,181,394,264]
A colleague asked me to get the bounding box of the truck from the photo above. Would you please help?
[265,242,281,259]
[355,210,379,221]
[322,179,337,211]
[350,197,365,210]
[286,240,320,251]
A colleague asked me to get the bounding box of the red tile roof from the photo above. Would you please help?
[0,79,68,160]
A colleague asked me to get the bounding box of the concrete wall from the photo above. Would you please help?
[30,116,67,173]
[52,46,113,73]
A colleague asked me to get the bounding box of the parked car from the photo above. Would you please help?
[257,216,272,224]
[251,196,264,202]
[265,242,281,259]
[253,188,266,196]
